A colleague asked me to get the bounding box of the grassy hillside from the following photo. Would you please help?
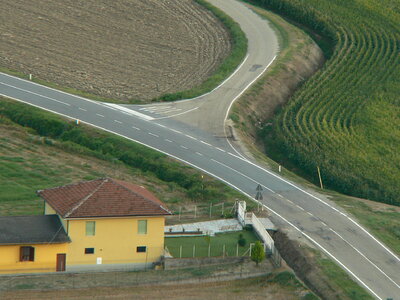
[252,0,400,205]
[0,98,248,216]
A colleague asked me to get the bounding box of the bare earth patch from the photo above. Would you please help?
[0,0,231,102]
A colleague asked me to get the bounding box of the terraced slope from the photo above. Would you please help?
[255,0,400,205]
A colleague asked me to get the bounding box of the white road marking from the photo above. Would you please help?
[185,134,197,140]
[329,229,400,290]
[0,94,385,299]
[170,129,182,134]
[200,140,212,146]
[163,108,182,114]
[211,158,274,193]
[180,145,188,150]
[226,140,400,263]
[0,81,71,106]
[103,103,154,121]
[215,147,226,152]
[114,120,122,124]
[96,113,104,117]
[296,205,305,211]
[78,107,87,111]
[148,132,159,138]
[154,106,199,120]
[307,212,313,216]
[277,194,284,198]
[131,126,140,130]
[196,152,203,156]
[165,139,172,143]
[157,124,166,128]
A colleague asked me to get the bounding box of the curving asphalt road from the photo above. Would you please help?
[0,0,399,299]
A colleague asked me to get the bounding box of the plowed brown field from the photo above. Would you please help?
[0,0,231,102]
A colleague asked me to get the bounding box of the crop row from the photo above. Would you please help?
[253,0,400,205]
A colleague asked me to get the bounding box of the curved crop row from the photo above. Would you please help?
[253,0,400,205]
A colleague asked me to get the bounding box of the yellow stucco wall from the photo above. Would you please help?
[0,243,67,274]
[65,216,165,266]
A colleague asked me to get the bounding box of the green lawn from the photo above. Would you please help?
[165,230,260,258]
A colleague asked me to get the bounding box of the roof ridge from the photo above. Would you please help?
[37,178,103,195]
[64,178,108,218]
[111,179,171,214]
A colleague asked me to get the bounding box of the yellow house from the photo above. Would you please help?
[0,215,70,274]
[0,178,171,274]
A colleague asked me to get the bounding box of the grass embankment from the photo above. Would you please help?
[315,253,374,300]
[166,230,259,258]
[250,0,400,206]
[155,0,248,101]
[0,98,248,215]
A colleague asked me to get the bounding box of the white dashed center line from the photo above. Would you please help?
[131,126,140,130]
[195,152,203,156]
[215,147,226,152]
[79,107,87,111]
[148,132,159,138]
[180,145,188,150]
[114,120,122,124]
[165,139,172,143]
[96,113,104,117]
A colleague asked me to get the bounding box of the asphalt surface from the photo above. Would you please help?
[0,0,399,299]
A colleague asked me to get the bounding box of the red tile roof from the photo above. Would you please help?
[37,178,171,218]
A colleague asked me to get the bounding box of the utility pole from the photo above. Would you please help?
[317,166,324,189]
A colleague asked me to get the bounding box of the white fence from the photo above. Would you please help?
[237,201,246,226]
[246,212,274,253]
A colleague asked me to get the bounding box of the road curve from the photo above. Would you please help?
[0,0,399,299]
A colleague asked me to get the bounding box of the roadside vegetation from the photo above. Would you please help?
[0,97,249,216]
[248,0,400,206]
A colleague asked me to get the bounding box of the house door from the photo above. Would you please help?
[56,253,66,272]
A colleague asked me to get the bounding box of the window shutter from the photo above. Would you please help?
[29,247,35,261]
[19,247,24,261]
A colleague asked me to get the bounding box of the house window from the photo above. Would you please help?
[86,221,96,236]
[85,248,95,254]
[137,246,147,253]
[138,220,147,234]
[20,246,35,261]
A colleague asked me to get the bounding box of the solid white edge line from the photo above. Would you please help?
[211,158,274,193]
[1,81,71,106]
[223,55,277,160]
[0,95,386,299]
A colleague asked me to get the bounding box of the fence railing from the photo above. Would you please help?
[246,212,274,252]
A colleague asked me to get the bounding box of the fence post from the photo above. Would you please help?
[221,203,224,216]
[208,244,211,257]
[194,205,197,218]
[193,245,196,258]
[236,243,239,257]
[249,244,253,257]
[180,245,182,258]
[209,203,212,218]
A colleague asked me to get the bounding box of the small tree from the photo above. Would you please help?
[251,241,265,266]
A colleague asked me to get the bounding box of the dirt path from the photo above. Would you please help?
[0,0,231,102]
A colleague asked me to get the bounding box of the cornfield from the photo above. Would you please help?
[255,0,400,205]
